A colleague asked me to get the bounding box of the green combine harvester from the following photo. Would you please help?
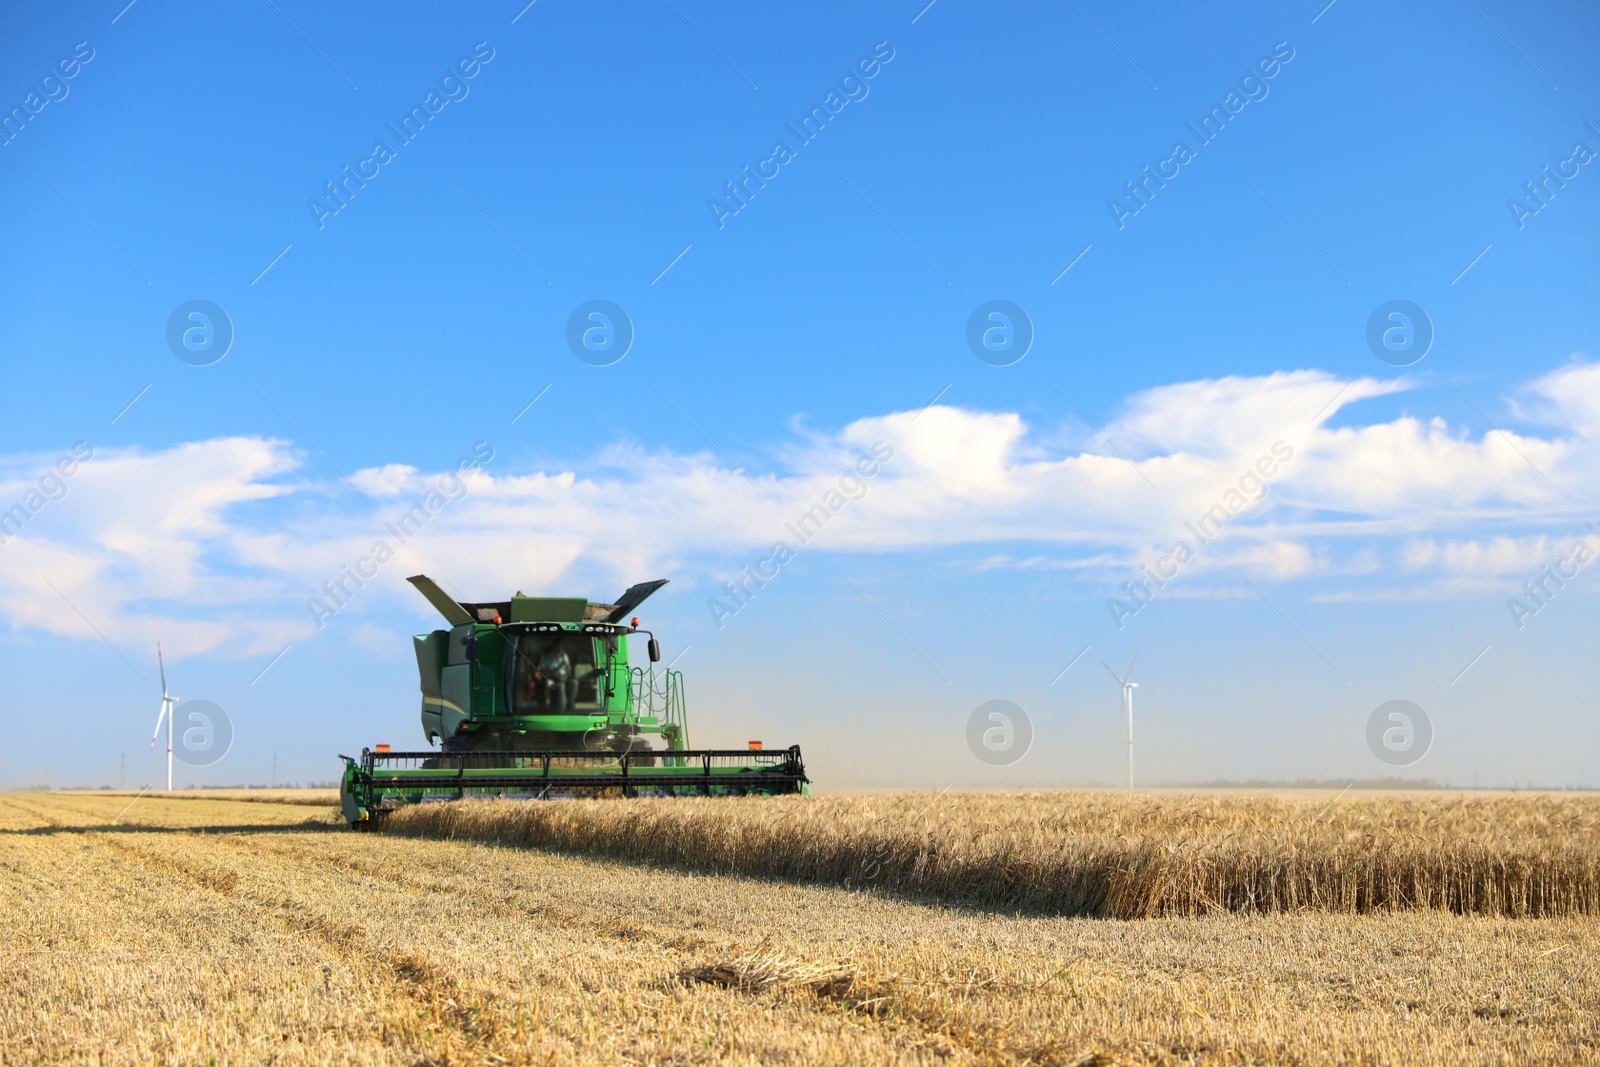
[339,576,808,827]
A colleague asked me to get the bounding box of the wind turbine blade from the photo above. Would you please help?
[149,700,168,747]
[157,643,168,698]
[1122,650,1140,684]
[1101,661,1123,685]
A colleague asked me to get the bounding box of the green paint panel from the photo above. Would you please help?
[470,661,502,716]
[440,665,470,735]
[445,624,474,666]
[501,714,607,732]
[414,632,445,699]
[474,627,507,664]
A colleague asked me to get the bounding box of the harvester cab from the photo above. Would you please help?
[407,575,678,755]
[338,575,809,827]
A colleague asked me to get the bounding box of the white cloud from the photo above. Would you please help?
[1402,536,1555,575]
[1107,369,1405,457]
[1513,358,1600,435]
[4,362,1599,657]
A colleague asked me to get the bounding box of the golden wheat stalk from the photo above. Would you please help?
[384,792,1600,918]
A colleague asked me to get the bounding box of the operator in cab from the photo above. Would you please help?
[537,639,572,711]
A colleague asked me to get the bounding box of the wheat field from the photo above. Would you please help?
[386,789,1600,918]
[2,789,1596,1065]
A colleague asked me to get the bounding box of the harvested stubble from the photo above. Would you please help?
[91,788,338,806]
[385,790,1600,918]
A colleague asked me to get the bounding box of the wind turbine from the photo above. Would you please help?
[1102,652,1139,790]
[149,644,177,791]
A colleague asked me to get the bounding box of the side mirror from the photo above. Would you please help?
[461,634,479,662]
[647,638,661,663]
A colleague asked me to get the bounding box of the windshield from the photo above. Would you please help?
[510,632,603,714]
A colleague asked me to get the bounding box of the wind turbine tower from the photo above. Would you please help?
[148,644,178,791]
[1102,654,1140,790]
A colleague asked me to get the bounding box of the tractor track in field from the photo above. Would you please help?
[0,795,548,1064]
[208,831,724,955]
[6,792,719,957]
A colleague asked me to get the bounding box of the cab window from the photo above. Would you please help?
[510,634,602,713]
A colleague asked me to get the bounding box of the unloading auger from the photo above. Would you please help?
[338,576,809,827]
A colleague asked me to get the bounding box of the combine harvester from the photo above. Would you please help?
[339,576,808,827]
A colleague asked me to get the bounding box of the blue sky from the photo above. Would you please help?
[1,0,1597,791]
